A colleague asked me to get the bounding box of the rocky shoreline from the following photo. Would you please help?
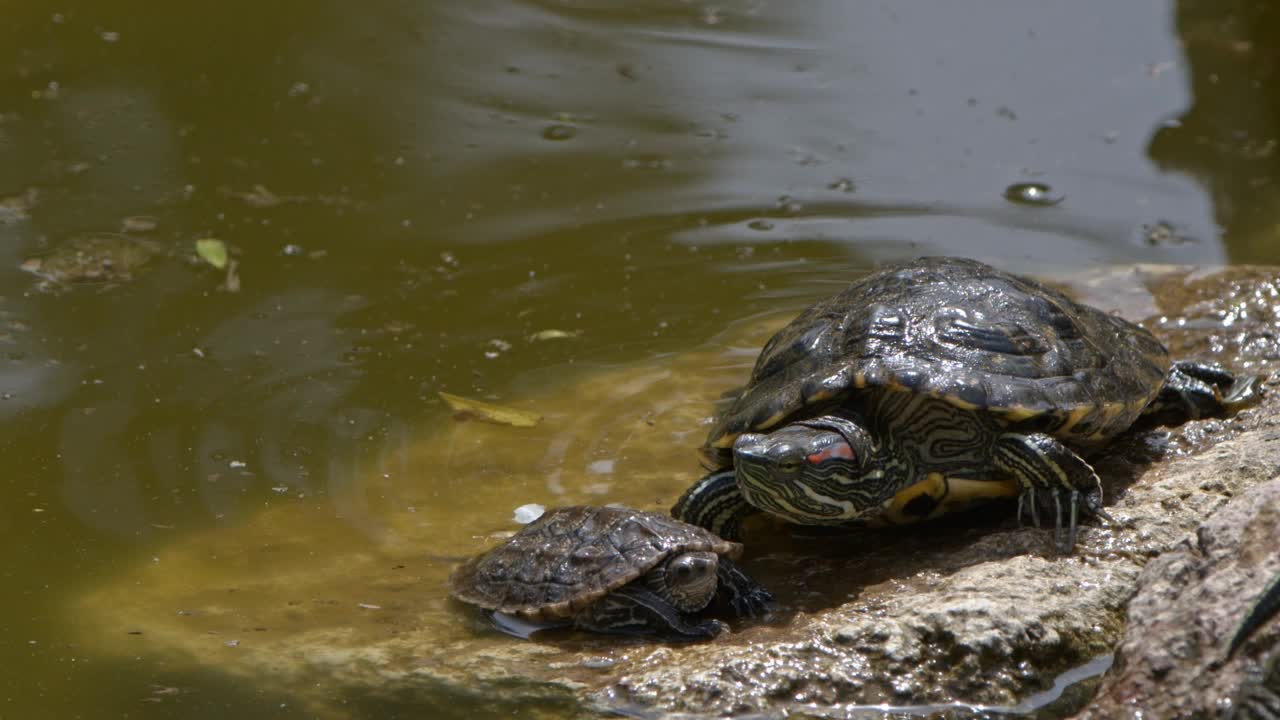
[74,264,1280,718]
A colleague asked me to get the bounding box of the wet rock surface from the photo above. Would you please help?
[601,386,1280,717]
[73,265,1280,718]
[1075,479,1280,720]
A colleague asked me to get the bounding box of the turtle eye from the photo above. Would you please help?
[776,457,802,472]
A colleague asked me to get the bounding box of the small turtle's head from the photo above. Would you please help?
[657,551,720,612]
[732,418,876,524]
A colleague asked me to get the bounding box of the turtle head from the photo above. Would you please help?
[732,416,877,524]
[653,550,720,612]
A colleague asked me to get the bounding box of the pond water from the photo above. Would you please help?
[2,1,1279,718]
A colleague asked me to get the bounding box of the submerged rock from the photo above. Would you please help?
[71,265,1280,718]
[20,233,161,288]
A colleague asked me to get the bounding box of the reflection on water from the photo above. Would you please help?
[601,655,1112,720]
[1,1,1279,718]
[1149,0,1280,265]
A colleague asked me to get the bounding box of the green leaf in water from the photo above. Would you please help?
[195,238,228,269]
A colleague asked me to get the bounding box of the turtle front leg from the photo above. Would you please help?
[993,432,1108,552]
[714,556,773,618]
[671,469,759,541]
[1142,361,1263,426]
[576,585,725,639]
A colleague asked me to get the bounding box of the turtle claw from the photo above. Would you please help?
[1016,483,1108,553]
[734,584,775,618]
[716,557,774,618]
[1143,361,1264,426]
[689,619,730,639]
[1017,487,1042,528]
[1056,490,1072,554]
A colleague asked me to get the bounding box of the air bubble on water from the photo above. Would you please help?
[1003,182,1063,207]
[587,459,616,475]
[775,196,803,215]
[828,178,856,193]
[622,156,672,171]
[1140,221,1194,247]
[484,338,511,359]
[542,124,577,141]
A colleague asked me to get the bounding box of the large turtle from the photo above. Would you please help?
[449,505,772,639]
[672,257,1260,551]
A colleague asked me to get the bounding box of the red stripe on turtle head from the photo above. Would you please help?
[806,441,855,465]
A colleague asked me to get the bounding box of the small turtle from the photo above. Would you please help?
[673,257,1261,551]
[449,506,771,639]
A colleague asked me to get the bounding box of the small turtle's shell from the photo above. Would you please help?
[449,506,741,621]
[705,257,1170,463]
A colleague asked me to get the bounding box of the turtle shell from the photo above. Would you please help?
[449,506,741,621]
[704,257,1171,463]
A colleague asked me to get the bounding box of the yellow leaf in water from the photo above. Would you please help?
[438,392,542,428]
[195,238,228,269]
[528,329,581,342]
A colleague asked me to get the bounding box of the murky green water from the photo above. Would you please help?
[2,1,1279,718]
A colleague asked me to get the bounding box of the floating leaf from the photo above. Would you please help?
[195,238,228,269]
[528,329,581,342]
[438,391,541,427]
[121,216,158,233]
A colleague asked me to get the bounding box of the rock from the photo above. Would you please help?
[19,233,162,289]
[70,265,1280,718]
[604,391,1280,717]
[1075,478,1280,720]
